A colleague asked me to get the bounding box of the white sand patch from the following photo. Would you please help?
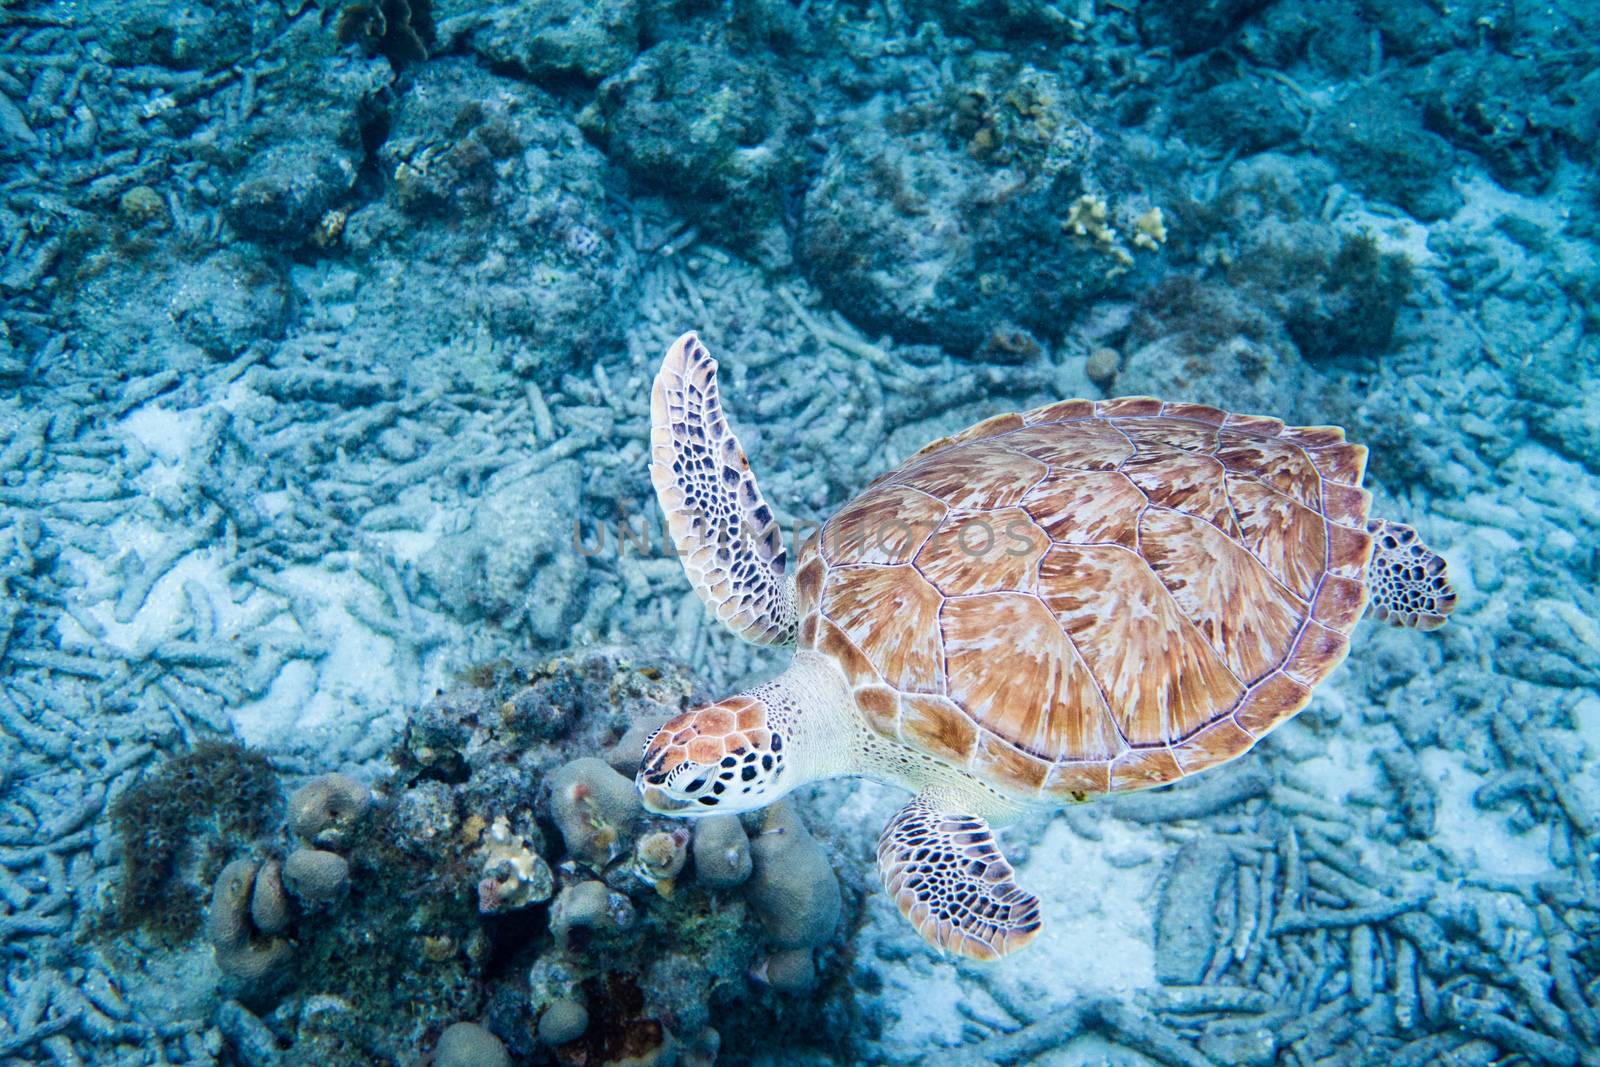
[231,562,411,747]
[120,403,208,465]
[1011,815,1162,996]
[1420,746,1553,878]
[873,947,973,1051]
[69,548,237,654]
[1037,1033,1164,1067]
[1570,694,1600,817]
[1335,203,1436,268]
[1279,721,1382,805]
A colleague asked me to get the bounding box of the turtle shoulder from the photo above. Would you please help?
[799,397,1379,801]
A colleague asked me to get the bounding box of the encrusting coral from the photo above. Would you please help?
[475,814,554,914]
[282,848,351,904]
[432,1020,512,1067]
[633,828,691,897]
[536,997,590,1046]
[288,773,372,850]
[248,859,291,936]
[549,879,634,952]
[205,858,292,986]
[550,756,642,868]
[691,814,752,890]
[745,802,843,951]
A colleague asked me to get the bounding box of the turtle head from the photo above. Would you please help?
[636,696,787,816]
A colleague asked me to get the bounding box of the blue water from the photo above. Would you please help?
[1,0,1597,1064]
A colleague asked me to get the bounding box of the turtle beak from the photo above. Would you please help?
[640,784,694,815]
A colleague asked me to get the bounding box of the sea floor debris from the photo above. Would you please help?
[2,0,1599,1063]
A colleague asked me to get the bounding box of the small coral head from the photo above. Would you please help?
[636,697,787,816]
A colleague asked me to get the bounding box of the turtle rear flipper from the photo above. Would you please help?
[1365,519,1456,630]
[878,796,1041,961]
[651,331,797,647]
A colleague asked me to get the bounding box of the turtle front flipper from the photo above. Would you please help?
[1365,518,1457,630]
[651,331,797,647]
[877,796,1040,961]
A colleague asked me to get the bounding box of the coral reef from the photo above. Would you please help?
[435,0,639,84]
[433,1021,512,1067]
[691,815,752,891]
[2,0,1598,1063]
[745,802,842,952]
[341,57,628,386]
[580,41,813,266]
[1314,86,1463,221]
[282,848,351,904]
[418,461,589,642]
[535,998,588,1047]
[476,815,554,914]
[799,59,1155,351]
[549,757,642,869]
[288,773,372,850]
[109,647,861,1063]
[206,858,293,987]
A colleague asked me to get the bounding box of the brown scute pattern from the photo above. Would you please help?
[952,411,1026,444]
[1123,450,1242,536]
[639,693,773,783]
[1227,476,1327,599]
[1323,483,1372,527]
[902,694,980,762]
[1113,417,1221,453]
[1043,761,1113,800]
[816,616,878,689]
[1170,718,1255,774]
[1040,544,1244,746]
[812,401,1379,796]
[1022,398,1095,425]
[1310,442,1368,485]
[1095,396,1164,418]
[1158,402,1229,426]
[1001,422,1131,469]
[855,685,901,736]
[1234,672,1314,737]
[941,593,1119,762]
[1216,431,1323,509]
[1139,508,1305,684]
[1022,469,1145,548]
[973,732,1050,792]
[915,508,1049,596]
[821,484,947,567]
[1282,621,1351,687]
[1280,425,1347,448]
[892,442,1048,510]
[822,566,944,692]
[1223,412,1286,436]
[1110,748,1184,790]
[794,556,826,616]
[1312,575,1368,631]
[1327,522,1375,578]
[903,435,956,465]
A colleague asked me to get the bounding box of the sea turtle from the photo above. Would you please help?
[638,331,1457,960]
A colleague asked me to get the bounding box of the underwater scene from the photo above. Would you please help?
[2,0,1599,1064]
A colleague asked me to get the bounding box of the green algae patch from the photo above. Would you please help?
[111,740,283,942]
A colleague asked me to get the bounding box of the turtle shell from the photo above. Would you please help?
[791,396,1375,799]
